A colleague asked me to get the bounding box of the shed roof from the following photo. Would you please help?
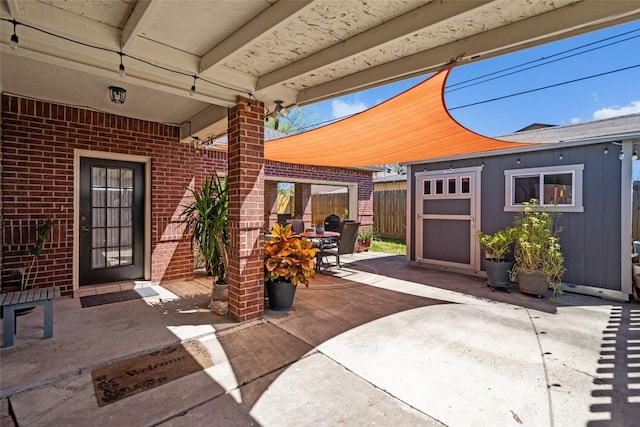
[264,67,539,167]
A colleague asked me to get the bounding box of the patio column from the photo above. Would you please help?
[294,183,312,226]
[265,180,278,231]
[227,96,265,322]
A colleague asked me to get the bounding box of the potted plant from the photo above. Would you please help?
[357,228,373,252]
[476,226,515,291]
[180,174,229,314]
[264,223,319,311]
[511,199,565,298]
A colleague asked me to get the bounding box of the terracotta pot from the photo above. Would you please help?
[517,269,548,297]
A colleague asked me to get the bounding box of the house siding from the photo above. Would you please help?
[1,94,373,294]
[410,142,622,292]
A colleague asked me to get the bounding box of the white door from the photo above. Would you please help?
[415,167,481,270]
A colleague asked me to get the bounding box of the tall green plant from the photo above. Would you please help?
[181,174,228,279]
[511,199,565,297]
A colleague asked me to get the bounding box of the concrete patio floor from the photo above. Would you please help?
[1,252,638,426]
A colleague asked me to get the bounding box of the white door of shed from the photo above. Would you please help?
[415,167,481,271]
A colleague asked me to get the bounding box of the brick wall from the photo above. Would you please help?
[1,94,373,297]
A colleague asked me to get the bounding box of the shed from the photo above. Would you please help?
[405,113,640,301]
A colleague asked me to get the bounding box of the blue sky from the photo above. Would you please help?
[302,20,640,137]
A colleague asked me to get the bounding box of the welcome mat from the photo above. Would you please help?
[80,288,158,308]
[91,340,213,406]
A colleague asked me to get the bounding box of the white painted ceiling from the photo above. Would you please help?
[1,0,639,141]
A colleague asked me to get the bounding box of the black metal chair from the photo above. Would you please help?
[319,221,360,269]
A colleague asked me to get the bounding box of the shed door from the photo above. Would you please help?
[416,169,480,270]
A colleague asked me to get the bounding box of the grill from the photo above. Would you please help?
[324,214,341,232]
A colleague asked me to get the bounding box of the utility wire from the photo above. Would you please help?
[448,34,640,92]
[448,27,640,89]
[449,64,640,110]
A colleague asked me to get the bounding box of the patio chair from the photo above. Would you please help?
[286,219,305,234]
[319,221,360,269]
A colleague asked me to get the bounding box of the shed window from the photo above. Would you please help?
[505,164,584,212]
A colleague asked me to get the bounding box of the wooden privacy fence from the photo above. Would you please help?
[374,189,406,240]
[279,190,407,240]
[311,193,349,225]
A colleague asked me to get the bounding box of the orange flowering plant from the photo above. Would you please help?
[264,223,319,286]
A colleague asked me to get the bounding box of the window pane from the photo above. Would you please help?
[92,208,105,227]
[121,189,133,207]
[107,208,119,227]
[92,228,105,248]
[424,180,431,195]
[92,249,105,269]
[92,167,106,187]
[448,178,456,194]
[435,179,444,195]
[461,177,470,194]
[121,227,132,246]
[107,188,120,207]
[121,246,133,265]
[92,188,106,207]
[121,208,132,227]
[513,176,539,204]
[121,169,133,189]
[543,173,573,205]
[107,228,119,247]
[107,168,120,188]
[106,248,120,266]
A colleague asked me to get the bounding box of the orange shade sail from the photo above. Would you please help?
[264,66,538,167]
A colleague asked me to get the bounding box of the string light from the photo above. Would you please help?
[604,147,608,154]
[9,19,18,49]
[619,150,625,160]
[118,51,126,77]
[559,153,563,160]
[189,75,197,96]
[1,18,256,101]
[633,150,638,161]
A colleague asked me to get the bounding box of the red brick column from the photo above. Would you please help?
[265,181,279,231]
[227,96,265,321]
[294,183,313,226]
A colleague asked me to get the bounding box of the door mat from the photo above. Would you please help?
[80,288,158,308]
[91,340,213,407]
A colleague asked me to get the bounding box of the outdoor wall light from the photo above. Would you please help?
[108,86,127,104]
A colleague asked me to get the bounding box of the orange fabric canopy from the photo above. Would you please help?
[264,66,538,167]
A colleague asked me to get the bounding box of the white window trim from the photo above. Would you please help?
[504,164,584,212]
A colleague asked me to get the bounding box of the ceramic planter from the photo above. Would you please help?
[484,259,514,291]
[265,279,296,311]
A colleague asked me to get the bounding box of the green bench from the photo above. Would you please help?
[1,287,61,347]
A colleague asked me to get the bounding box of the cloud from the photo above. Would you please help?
[592,100,640,120]
[331,99,368,119]
[570,117,582,125]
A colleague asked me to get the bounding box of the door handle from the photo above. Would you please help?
[81,225,89,232]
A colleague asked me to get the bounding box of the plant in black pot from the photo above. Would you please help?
[511,199,565,299]
[476,226,516,291]
[264,223,319,311]
[181,173,229,315]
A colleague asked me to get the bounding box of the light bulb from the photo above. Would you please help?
[633,151,638,161]
[119,63,126,78]
[189,85,196,96]
[10,33,18,50]
[619,151,625,160]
